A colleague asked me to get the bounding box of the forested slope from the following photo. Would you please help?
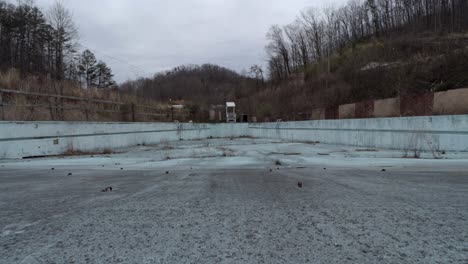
[122,0,468,121]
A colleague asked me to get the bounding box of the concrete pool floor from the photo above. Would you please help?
[1,138,467,263]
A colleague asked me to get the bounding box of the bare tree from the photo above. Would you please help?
[266,25,292,78]
[284,20,309,72]
[265,0,468,83]
[249,64,264,87]
[47,0,77,81]
[300,8,325,61]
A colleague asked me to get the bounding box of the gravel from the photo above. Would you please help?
[1,139,467,263]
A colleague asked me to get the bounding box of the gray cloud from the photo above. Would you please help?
[35,0,347,82]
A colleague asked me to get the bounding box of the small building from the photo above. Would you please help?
[226,102,236,123]
[209,105,224,122]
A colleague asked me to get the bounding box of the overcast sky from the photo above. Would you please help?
[34,0,346,83]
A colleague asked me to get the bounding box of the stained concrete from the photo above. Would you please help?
[2,116,468,159]
[1,138,467,263]
[0,122,249,159]
[249,115,468,152]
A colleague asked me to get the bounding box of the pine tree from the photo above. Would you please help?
[78,49,97,88]
[95,61,115,88]
[0,0,117,88]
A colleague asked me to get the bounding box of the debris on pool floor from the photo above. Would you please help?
[1,138,467,263]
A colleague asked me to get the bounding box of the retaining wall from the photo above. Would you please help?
[374,98,400,118]
[1,115,468,159]
[312,87,468,120]
[338,104,355,119]
[433,89,468,115]
[249,115,468,152]
[0,122,248,159]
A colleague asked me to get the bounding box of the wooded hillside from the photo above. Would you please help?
[122,0,468,121]
[1,0,468,122]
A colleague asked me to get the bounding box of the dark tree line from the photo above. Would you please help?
[266,0,468,81]
[120,64,258,104]
[0,0,114,89]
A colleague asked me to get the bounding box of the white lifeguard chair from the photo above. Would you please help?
[226,102,236,123]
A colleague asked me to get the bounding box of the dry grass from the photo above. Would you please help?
[0,69,168,122]
[60,147,116,157]
[0,68,163,105]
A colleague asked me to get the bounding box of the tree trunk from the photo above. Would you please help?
[0,92,4,120]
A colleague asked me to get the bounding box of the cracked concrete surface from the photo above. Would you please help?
[1,138,467,263]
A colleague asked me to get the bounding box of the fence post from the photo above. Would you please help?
[47,96,54,121]
[171,106,174,121]
[0,91,4,120]
[131,103,136,122]
[59,97,64,120]
[84,98,90,121]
